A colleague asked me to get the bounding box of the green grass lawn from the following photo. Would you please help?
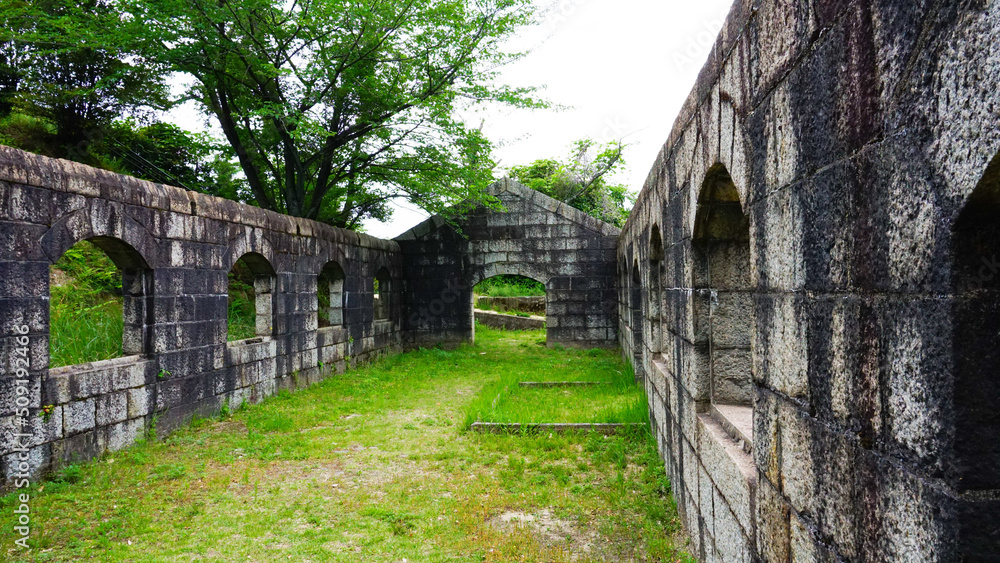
[1,326,692,562]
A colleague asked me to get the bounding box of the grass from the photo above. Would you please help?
[227,258,257,341]
[1,326,692,562]
[475,275,546,297]
[463,347,646,427]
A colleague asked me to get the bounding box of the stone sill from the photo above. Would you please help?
[711,403,753,455]
[49,354,147,376]
[698,413,758,486]
[226,335,272,348]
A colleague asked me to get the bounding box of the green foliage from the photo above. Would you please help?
[509,139,636,227]
[49,240,124,368]
[53,240,120,294]
[0,112,245,196]
[149,463,186,481]
[474,275,545,297]
[0,324,689,560]
[97,0,544,228]
[0,0,168,154]
[227,258,257,342]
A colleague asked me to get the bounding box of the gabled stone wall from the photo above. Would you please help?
[397,178,620,349]
[619,0,1000,560]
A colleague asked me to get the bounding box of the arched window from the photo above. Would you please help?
[952,151,1000,557]
[374,267,391,321]
[649,225,664,354]
[692,165,752,430]
[49,237,151,367]
[227,253,276,342]
[318,261,345,328]
[631,259,644,377]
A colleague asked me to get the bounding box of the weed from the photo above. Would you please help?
[149,463,186,481]
[38,404,55,422]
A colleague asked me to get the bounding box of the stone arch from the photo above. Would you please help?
[466,264,551,291]
[950,149,1000,558]
[692,164,753,420]
[223,230,276,273]
[41,205,158,270]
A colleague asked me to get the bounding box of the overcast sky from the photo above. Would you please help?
[168,0,736,238]
[361,0,735,237]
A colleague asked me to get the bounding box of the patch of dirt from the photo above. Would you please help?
[488,508,613,561]
[50,268,70,288]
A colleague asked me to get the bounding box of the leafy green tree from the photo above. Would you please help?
[111,0,541,228]
[509,139,634,227]
[1,0,167,162]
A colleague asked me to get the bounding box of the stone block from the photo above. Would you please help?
[95,391,128,427]
[62,399,95,436]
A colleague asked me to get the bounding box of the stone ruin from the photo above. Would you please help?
[1,0,1000,560]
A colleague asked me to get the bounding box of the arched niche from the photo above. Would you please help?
[951,150,1000,558]
[318,261,346,328]
[692,164,753,432]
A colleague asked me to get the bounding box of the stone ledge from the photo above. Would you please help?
[470,423,645,436]
[475,310,545,330]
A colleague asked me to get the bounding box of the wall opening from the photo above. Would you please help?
[49,237,151,368]
[227,253,276,342]
[374,267,391,322]
[318,261,346,328]
[952,151,1000,557]
[472,274,546,338]
[631,259,644,379]
[692,165,753,440]
[649,225,664,354]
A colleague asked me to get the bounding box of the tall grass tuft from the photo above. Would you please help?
[474,275,545,297]
[227,259,257,341]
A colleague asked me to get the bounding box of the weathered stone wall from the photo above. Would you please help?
[619,1,1000,561]
[398,179,619,349]
[0,147,404,487]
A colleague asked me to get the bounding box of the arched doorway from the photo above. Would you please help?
[471,274,547,343]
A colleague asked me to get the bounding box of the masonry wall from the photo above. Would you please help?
[0,147,404,488]
[619,1,1000,561]
[398,179,620,349]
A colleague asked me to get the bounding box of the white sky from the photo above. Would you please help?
[363,0,734,237]
[168,0,735,238]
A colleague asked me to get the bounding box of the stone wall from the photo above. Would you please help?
[473,310,545,331]
[398,178,619,349]
[619,0,1000,561]
[0,147,404,487]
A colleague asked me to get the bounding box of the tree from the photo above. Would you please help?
[0,0,168,162]
[508,139,634,227]
[108,0,541,229]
